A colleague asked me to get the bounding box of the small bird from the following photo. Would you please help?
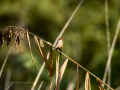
[56,38,63,55]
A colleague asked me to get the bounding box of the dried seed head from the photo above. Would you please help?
[0,26,26,48]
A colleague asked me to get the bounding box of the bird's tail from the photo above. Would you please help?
[59,49,62,56]
[56,48,62,56]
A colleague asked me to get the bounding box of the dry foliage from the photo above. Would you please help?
[76,66,79,90]
[55,52,60,88]
[34,36,54,80]
[0,26,35,70]
[85,72,91,90]
[0,26,114,90]
[48,47,53,80]
[0,47,12,78]
[0,26,26,49]
[96,79,105,90]
[56,58,68,90]
[34,35,43,55]
[0,0,117,89]
[26,30,34,70]
[37,81,43,90]
[48,47,53,90]
[55,50,59,87]
[34,36,54,90]
[40,39,49,69]
[34,38,53,90]
[49,80,52,90]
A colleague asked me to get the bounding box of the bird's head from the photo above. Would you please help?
[58,38,62,40]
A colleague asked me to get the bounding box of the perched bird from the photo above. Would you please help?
[56,38,63,55]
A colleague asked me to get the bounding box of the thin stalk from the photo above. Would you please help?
[103,0,111,89]
[4,68,12,90]
[56,54,60,88]
[37,81,43,90]
[31,0,84,89]
[102,19,120,89]
[56,49,114,90]
[5,82,13,90]
[0,47,12,78]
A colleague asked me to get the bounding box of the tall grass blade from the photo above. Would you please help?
[56,58,68,90]
[85,72,91,90]
[103,19,120,88]
[39,39,53,89]
[40,39,49,69]
[105,0,110,55]
[48,47,53,80]
[53,0,84,46]
[66,80,76,90]
[104,0,111,89]
[0,47,12,78]
[34,35,50,74]
[115,86,120,90]
[31,0,84,89]
[4,68,12,90]
[76,66,79,90]
[49,80,52,90]
[55,52,60,88]
[37,81,43,90]
[5,82,13,90]
[48,47,53,90]
[34,36,43,58]
[27,30,34,70]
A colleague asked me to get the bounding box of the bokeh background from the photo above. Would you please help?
[0,0,120,90]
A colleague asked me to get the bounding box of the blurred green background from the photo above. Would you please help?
[0,0,120,90]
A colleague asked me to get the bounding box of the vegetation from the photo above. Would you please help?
[0,0,120,90]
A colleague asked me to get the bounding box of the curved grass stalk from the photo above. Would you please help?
[103,0,111,89]
[0,47,12,78]
[31,0,84,89]
[102,19,120,89]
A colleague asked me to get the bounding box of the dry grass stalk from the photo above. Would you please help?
[0,47,12,78]
[56,58,68,90]
[0,26,26,49]
[34,36,53,79]
[27,30,34,70]
[55,50,58,88]
[4,68,12,90]
[31,0,84,89]
[49,80,52,90]
[33,34,114,89]
[40,39,49,69]
[85,72,91,90]
[96,79,105,90]
[48,47,53,90]
[37,81,43,90]
[31,41,53,90]
[55,51,60,88]
[48,47,53,80]
[34,35,49,72]
[104,0,111,89]
[0,26,113,89]
[5,82,13,90]
[56,46,113,89]
[66,80,76,90]
[34,35,43,57]
[105,0,110,55]
[103,19,120,88]
[115,86,120,90]
[76,66,79,90]
[53,0,84,47]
